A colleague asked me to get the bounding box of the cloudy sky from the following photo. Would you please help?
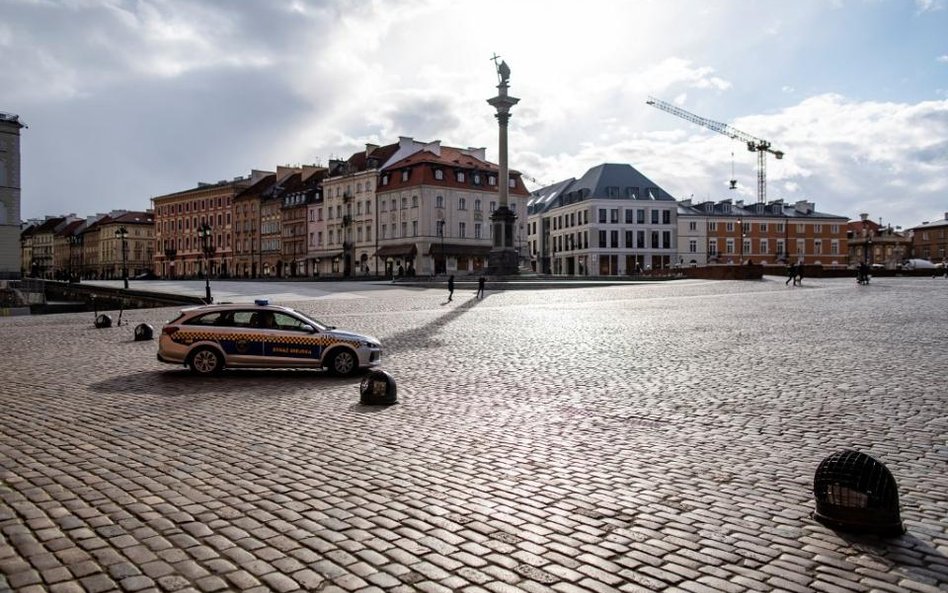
[3,0,947,229]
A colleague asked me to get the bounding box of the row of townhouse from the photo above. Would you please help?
[20,210,154,280]
[18,133,946,279]
[151,136,531,279]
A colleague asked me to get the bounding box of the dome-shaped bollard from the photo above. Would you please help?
[94,314,112,329]
[360,370,397,405]
[134,323,154,341]
[813,450,904,536]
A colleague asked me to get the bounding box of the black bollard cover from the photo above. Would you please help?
[134,323,154,341]
[813,449,904,536]
[360,370,397,405]
[94,314,112,329]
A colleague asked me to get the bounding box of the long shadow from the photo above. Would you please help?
[833,529,948,585]
[383,293,487,355]
[89,368,364,397]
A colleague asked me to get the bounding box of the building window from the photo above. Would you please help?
[814,239,823,254]
[412,221,418,237]
[436,195,444,208]
[831,224,839,234]
[760,239,769,254]
[610,230,619,248]
[725,238,735,254]
[662,210,671,224]
[689,221,697,231]
[381,224,387,239]
[488,176,496,185]
[599,230,607,248]
[381,175,389,186]
[610,209,619,224]
[459,222,466,238]
[814,224,823,233]
[456,171,465,183]
[636,230,645,249]
[637,209,645,224]
[459,198,466,210]
[434,169,444,181]
[475,223,482,238]
[651,210,659,224]
[709,221,717,231]
[401,170,410,182]
[776,239,785,255]
[726,222,734,232]
[490,201,496,213]
[625,210,634,224]
[651,231,660,249]
[776,223,785,232]
[391,199,396,211]
[401,197,407,210]
[625,230,633,247]
[380,201,387,213]
[760,223,768,232]
[831,239,839,255]
[663,232,672,249]
[689,239,697,253]
[474,199,481,211]
[796,238,806,253]
[709,239,718,255]
[599,209,607,224]
[401,222,407,238]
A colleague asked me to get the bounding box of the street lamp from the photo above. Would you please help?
[114,226,129,289]
[197,222,214,303]
[436,219,445,274]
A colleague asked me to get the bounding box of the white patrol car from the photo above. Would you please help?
[157,299,382,376]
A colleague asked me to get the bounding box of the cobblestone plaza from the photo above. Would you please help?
[2,277,946,593]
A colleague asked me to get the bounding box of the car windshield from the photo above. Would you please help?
[290,309,331,331]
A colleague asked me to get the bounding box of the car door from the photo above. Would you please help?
[256,311,324,367]
[179,310,261,366]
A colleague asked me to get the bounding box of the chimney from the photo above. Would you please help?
[276,165,301,182]
[859,213,869,221]
[365,143,379,157]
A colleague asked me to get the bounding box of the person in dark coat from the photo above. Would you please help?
[447,275,455,302]
[786,263,796,286]
[476,276,485,299]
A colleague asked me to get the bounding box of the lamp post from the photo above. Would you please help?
[436,219,445,274]
[197,222,213,303]
[115,226,129,289]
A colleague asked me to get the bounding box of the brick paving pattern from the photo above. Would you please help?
[1,277,947,592]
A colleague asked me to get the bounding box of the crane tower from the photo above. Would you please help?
[646,97,784,204]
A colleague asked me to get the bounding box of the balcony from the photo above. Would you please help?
[343,241,354,251]
[341,215,353,227]
[342,191,353,203]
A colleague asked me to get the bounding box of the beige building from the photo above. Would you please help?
[0,112,25,279]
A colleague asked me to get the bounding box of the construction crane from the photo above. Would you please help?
[646,96,784,204]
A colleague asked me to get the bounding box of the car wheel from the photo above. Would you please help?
[328,348,359,376]
[188,347,223,375]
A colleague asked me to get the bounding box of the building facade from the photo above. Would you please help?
[909,213,948,264]
[0,112,25,279]
[527,163,678,275]
[152,174,260,279]
[678,199,849,267]
[375,142,530,276]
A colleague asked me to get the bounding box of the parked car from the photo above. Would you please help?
[132,271,158,280]
[902,259,937,270]
[157,299,382,376]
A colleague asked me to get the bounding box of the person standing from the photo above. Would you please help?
[786,263,796,286]
[448,274,455,302]
[476,276,485,299]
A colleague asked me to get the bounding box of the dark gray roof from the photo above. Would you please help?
[678,199,848,220]
[527,163,676,215]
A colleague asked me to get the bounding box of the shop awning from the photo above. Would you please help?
[429,243,492,257]
[375,244,418,258]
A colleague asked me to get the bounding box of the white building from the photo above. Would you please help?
[526,163,678,275]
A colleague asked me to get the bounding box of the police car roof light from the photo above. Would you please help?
[254,299,269,306]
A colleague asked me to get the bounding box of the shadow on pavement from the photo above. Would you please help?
[88,368,364,397]
[384,293,485,354]
[834,529,948,584]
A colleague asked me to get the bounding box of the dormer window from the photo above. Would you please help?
[508,178,516,188]
[401,169,410,182]
[381,174,389,186]
[488,176,496,186]
[456,171,465,183]
[473,174,481,185]
[434,169,444,181]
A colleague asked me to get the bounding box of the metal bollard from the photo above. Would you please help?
[359,370,397,405]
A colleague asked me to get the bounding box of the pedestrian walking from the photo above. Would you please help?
[794,265,804,286]
[447,274,454,302]
[476,276,485,299]
[786,263,796,286]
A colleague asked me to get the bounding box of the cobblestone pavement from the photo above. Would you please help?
[2,277,947,593]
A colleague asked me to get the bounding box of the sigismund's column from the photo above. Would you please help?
[486,58,520,276]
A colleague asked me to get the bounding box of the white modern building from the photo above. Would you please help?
[526,163,678,275]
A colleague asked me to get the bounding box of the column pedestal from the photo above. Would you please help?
[487,206,519,275]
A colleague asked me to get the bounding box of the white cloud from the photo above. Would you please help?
[938,55,948,63]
